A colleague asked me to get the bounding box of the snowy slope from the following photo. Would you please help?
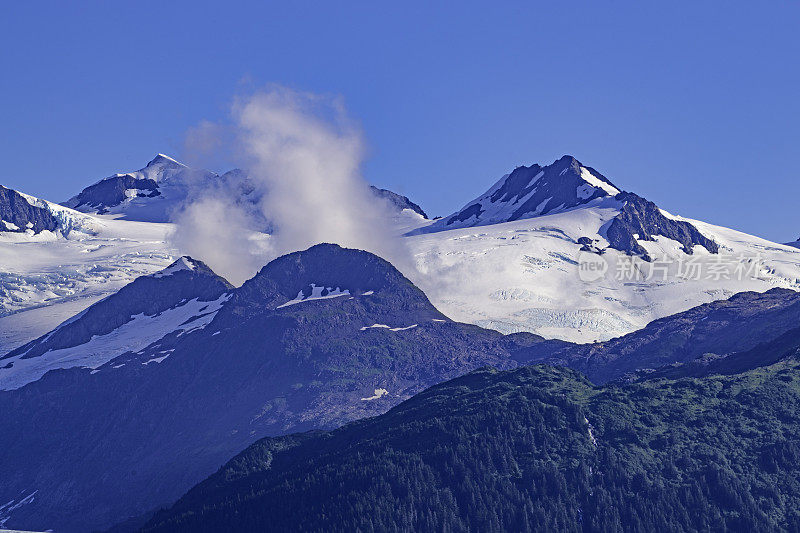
[3,153,799,348]
[406,202,800,343]
[0,197,177,353]
[395,155,800,342]
[0,256,231,390]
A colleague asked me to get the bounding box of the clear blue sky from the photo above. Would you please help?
[2,1,798,241]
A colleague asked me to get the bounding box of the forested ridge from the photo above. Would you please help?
[143,357,800,532]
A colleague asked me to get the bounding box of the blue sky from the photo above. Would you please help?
[2,1,798,241]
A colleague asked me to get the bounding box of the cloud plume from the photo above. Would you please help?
[171,86,407,285]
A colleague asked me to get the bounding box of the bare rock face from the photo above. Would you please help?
[0,185,59,233]
[422,155,620,232]
[369,185,428,218]
[604,192,719,260]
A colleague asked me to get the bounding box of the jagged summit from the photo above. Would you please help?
[414,155,718,260]
[420,155,621,232]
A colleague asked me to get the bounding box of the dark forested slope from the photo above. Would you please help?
[144,358,800,532]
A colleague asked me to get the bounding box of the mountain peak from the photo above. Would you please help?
[150,256,223,280]
[369,185,428,218]
[418,155,621,233]
[228,244,439,318]
[554,154,580,166]
[146,153,185,168]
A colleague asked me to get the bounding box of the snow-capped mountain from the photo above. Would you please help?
[1,184,100,236]
[0,155,429,355]
[0,184,177,355]
[414,155,717,260]
[0,256,232,390]
[4,244,800,532]
[63,154,429,224]
[3,153,800,349]
[402,155,800,342]
[786,237,800,249]
[424,155,620,229]
[1,185,60,234]
[62,154,255,222]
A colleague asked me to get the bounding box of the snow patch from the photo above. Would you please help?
[579,167,620,196]
[0,489,37,527]
[0,294,230,390]
[277,284,350,308]
[360,323,418,332]
[151,257,197,278]
[361,388,389,401]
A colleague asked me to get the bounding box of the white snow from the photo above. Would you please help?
[405,202,800,343]
[276,284,350,308]
[62,154,253,224]
[361,388,389,401]
[579,167,620,196]
[143,354,171,365]
[0,213,178,354]
[5,155,800,354]
[360,323,418,332]
[0,294,229,390]
[151,256,197,278]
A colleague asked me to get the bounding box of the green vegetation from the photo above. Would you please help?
[144,359,800,532]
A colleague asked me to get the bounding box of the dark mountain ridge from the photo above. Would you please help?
[0,244,550,532]
[3,256,232,361]
[526,288,800,383]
